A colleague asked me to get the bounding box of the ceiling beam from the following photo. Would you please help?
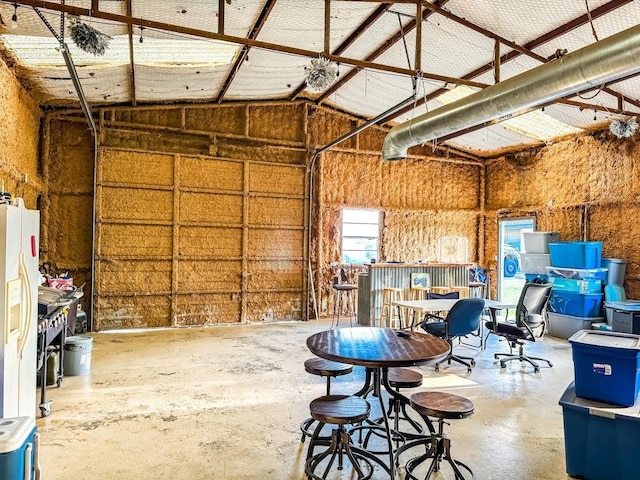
[216,0,277,103]
[4,0,485,89]
[385,0,636,130]
[125,0,136,106]
[316,0,450,103]
[218,0,224,35]
[290,2,394,100]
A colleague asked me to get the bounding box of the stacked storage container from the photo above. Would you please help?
[559,330,640,480]
[520,232,559,282]
[546,241,606,339]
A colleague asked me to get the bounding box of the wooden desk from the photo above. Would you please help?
[307,327,449,478]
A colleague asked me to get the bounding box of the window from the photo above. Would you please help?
[341,208,380,264]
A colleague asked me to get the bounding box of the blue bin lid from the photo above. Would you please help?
[559,382,640,417]
[568,329,640,350]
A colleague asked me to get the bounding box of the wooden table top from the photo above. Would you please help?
[306,327,449,368]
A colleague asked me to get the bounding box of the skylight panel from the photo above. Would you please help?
[1,35,238,67]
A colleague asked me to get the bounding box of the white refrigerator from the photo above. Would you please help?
[0,204,39,419]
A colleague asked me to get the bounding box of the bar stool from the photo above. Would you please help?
[332,268,358,327]
[399,391,475,480]
[468,281,487,299]
[380,287,404,328]
[430,286,452,295]
[386,368,425,435]
[306,395,373,480]
[449,286,470,298]
[300,358,354,442]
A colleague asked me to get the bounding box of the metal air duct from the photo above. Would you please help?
[382,24,640,160]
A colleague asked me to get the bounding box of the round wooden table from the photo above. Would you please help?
[306,327,449,479]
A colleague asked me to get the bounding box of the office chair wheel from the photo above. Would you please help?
[534,366,540,373]
[500,361,506,368]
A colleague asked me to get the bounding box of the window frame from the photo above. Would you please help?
[341,208,381,265]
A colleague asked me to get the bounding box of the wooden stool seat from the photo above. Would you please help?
[306,395,374,479]
[410,391,474,420]
[333,284,358,291]
[310,394,370,425]
[304,358,354,379]
[301,358,354,443]
[388,367,423,389]
[397,391,475,479]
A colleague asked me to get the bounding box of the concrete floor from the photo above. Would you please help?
[37,318,576,479]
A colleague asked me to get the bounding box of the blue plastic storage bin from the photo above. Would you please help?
[548,241,602,269]
[550,277,602,294]
[549,291,603,317]
[559,382,640,480]
[568,330,640,406]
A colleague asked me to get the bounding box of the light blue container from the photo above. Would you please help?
[550,277,602,294]
[548,241,602,269]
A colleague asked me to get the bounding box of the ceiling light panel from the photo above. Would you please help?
[258,0,381,52]
[531,2,640,61]
[132,0,258,38]
[135,64,227,103]
[3,34,238,67]
[224,48,309,100]
[374,13,495,80]
[28,64,131,104]
[338,4,416,61]
[443,123,542,155]
[446,0,612,47]
[331,69,417,119]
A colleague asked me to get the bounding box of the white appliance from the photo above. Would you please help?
[0,204,39,419]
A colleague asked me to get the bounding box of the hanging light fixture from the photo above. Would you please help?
[69,17,112,56]
[11,3,18,29]
[305,56,337,91]
[609,117,638,138]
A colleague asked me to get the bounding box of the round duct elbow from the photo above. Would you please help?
[382,135,408,161]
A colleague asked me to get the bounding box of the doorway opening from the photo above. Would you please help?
[498,217,535,304]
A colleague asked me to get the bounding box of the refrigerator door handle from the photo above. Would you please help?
[17,252,33,358]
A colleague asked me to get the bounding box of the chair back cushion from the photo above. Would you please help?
[444,298,485,337]
[427,291,460,300]
[516,283,552,328]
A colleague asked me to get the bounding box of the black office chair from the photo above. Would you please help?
[485,282,553,373]
[419,298,485,373]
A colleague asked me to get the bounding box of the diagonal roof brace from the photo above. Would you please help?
[382,24,640,160]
